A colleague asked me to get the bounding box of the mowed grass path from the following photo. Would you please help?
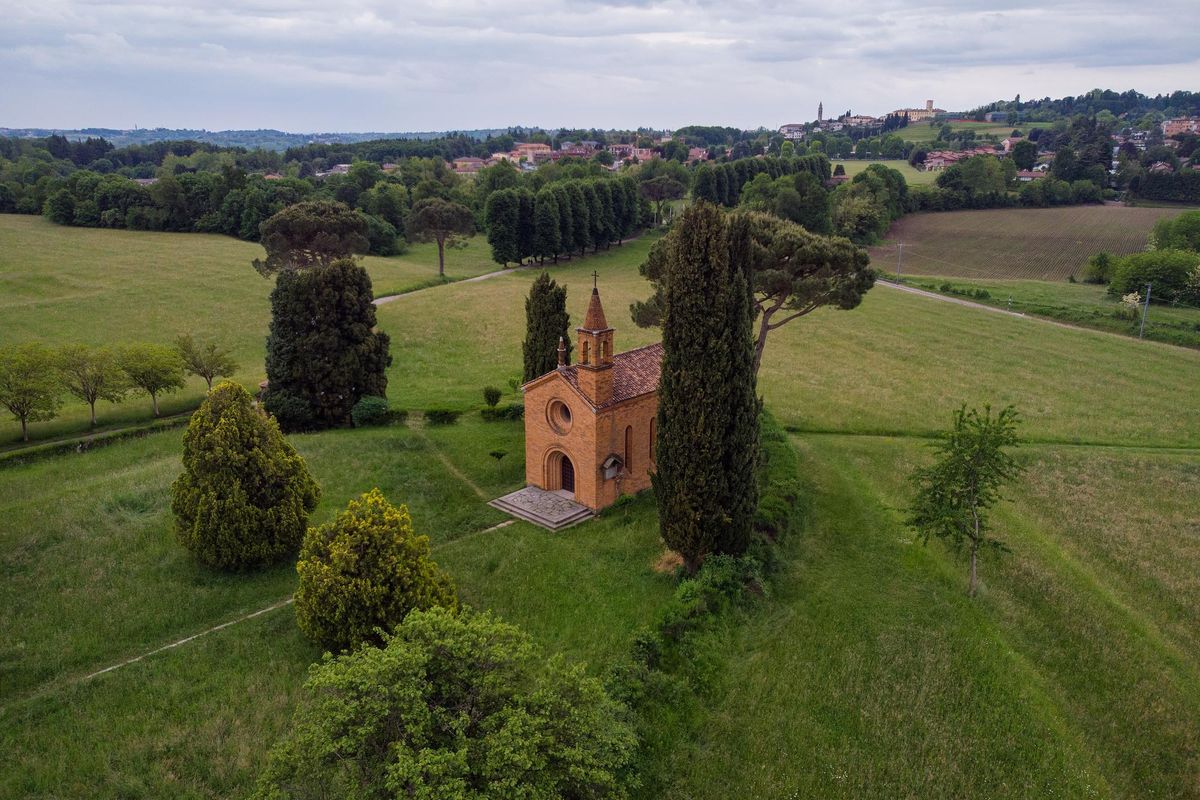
[868,205,1182,281]
[0,215,499,442]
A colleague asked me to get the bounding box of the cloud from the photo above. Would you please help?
[0,0,1197,130]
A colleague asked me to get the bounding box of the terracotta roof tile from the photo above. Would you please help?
[559,342,662,408]
[580,288,610,330]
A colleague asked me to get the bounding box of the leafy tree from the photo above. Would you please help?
[252,200,369,277]
[523,271,571,382]
[640,175,686,225]
[254,607,636,800]
[44,188,76,225]
[483,188,521,266]
[1108,249,1200,302]
[1050,146,1081,182]
[171,382,320,569]
[55,344,127,427]
[634,210,873,373]
[294,489,458,652]
[407,198,475,277]
[693,164,719,203]
[175,334,238,391]
[532,189,562,262]
[1011,139,1038,171]
[0,343,61,441]
[118,343,185,416]
[652,204,759,574]
[264,258,392,430]
[1150,209,1200,252]
[907,405,1024,597]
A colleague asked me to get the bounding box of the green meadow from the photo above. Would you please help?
[3,215,1200,798]
[833,159,938,185]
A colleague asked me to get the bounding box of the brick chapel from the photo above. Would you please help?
[521,284,662,512]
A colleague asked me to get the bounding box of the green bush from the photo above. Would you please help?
[1109,249,1200,302]
[482,385,502,407]
[171,382,321,570]
[350,395,390,427]
[1083,251,1114,284]
[423,408,461,425]
[295,488,457,652]
[263,388,314,432]
[481,402,524,422]
[255,608,637,800]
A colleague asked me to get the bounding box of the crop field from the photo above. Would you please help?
[4,220,1200,798]
[868,205,1184,281]
[832,159,938,186]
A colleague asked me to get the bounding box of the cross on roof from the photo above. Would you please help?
[592,270,599,289]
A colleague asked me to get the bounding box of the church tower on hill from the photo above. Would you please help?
[517,282,663,515]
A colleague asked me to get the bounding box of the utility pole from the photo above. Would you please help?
[896,242,903,277]
[1139,282,1152,339]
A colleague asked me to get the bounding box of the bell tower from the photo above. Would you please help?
[577,273,613,406]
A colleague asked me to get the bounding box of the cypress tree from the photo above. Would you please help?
[264,258,392,431]
[550,183,573,259]
[693,165,719,204]
[516,188,536,264]
[565,182,591,256]
[592,180,616,247]
[532,190,561,263]
[652,203,758,573]
[619,176,641,236]
[581,182,604,252]
[523,271,570,382]
[714,166,730,207]
[483,188,520,266]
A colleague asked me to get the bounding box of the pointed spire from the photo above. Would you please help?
[582,287,609,331]
[557,336,566,367]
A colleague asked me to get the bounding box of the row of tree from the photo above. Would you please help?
[692,154,831,208]
[483,176,642,266]
[0,336,236,441]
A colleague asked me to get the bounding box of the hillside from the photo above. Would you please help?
[3,221,1200,798]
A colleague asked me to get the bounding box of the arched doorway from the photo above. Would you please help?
[560,454,575,493]
[545,450,576,495]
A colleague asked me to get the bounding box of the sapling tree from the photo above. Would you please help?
[175,334,238,391]
[118,343,185,417]
[907,405,1024,597]
[55,344,127,427]
[0,343,61,441]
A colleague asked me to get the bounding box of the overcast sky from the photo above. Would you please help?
[4,0,1199,133]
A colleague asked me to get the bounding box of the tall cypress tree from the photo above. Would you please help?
[693,165,719,204]
[550,183,574,259]
[484,188,520,266]
[523,272,571,382]
[532,190,561,263]
[565,182,591,256]
[653,203,758,573]
[516,189,536,264]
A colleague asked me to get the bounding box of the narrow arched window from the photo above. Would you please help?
[582,341,590,365]
[625,425,633,472]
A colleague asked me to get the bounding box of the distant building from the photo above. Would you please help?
[1001,135,1023,153]
[984,111,1009,123]
[779,123,806,141]
[890,99,945,122]
[843,114,878,127]
[1162,118,1199,137]
[687,146,709,162]
[452,156,486,174]
[1016,170,1043,182]
[1148,161,1175,174]
[515,142,552,160]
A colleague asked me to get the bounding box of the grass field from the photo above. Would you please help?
[868,205,1184,281]
[900,276,1200,348]
[4,217,1200,798]
[898,120,1054,144]
[0,215,502,443]
[833,159,938,186]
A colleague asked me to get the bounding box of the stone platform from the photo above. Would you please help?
[489,486,594,531]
